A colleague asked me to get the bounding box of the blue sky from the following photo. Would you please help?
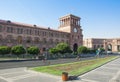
[0,0,120,38]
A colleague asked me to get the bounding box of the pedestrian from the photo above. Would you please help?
[76,54,80,60]
[96,48,101,57]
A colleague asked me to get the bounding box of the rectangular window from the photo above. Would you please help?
[0,25,2,32]
[29,30,32,35]
[35,30,37,35]
[7,27,13,33]
[17,28,23,34]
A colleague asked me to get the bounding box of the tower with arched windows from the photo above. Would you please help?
[59,14,83,52]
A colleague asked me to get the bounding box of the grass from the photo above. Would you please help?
[31,56,118,76]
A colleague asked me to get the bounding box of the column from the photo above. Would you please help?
[73,19,75,25]
[65,19,66,26]
[62,19,64,26]
[78,19,80,26]
[68,18,70,25]
[59,20,61,26]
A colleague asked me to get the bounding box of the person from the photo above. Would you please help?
[96,48,101,57]
[42,53,47,63]
[76,54,80,60]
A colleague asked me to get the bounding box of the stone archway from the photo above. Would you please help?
[73,43,78,52]
[117,45,120,51]
[107,44,112,51]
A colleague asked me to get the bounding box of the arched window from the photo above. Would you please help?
[55,39,59,44]
[61,40,64,43]
[34,37,39,44]
[6,35,13,43]
[26,36,32,43]
[43,38,47,43]
[49,39,53,44]
[107,44,112,51]
[17,36,22,44]
[97,45,100,48]
[94,45,96,49]
[0,25,3,32]
[0,35,2,40]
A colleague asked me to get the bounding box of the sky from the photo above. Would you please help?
[0,0,120,39]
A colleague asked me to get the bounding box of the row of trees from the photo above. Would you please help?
[0,45,39,57]
[0,43,105,58]
[49,43,88,55]
[49,43,105,55]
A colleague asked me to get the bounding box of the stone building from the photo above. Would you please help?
[0,14,83,52]
[83,38,120,52]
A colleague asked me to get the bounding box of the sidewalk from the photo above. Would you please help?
[66,57,120,82]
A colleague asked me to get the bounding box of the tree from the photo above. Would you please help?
[99,48,105,52]
[49,48,58,54]
[56,43,72,54]
[27,46,39,56]
[77,46,88,54]
[0,46,11,56]
[11,45,26,57]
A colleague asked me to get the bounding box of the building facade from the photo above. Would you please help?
[83,38,120,52]
[0,14,83,52]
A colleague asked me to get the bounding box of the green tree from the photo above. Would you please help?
[77,46,88,54]
[11,45,26,57]
[49,48,58,54]
[27,46,39,56]
[99,48,105,52]
[56,43,72,54]
[0,46,11,56]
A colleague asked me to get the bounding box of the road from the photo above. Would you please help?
[0,56,100,69]
[0,55,120,82]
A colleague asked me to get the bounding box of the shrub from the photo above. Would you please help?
[11,45,26,57]
[56,43,72,54]
[0,46,11,56]
[49,48,59,54]
[77,46,88,54]
[27,46,39,55]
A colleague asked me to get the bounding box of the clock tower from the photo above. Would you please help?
[58,14,83,52]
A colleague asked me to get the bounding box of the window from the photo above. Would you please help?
[55,39,59,44]
[66,40,69,44]
[51,33,53,37]
[101,45,103,48]
[17,36,22,44]
[34,37,39,44]
[6,35,13,43]
[26,37,31,43]
[94,45,96,49]
[97,45,100,48]
[49,39,53,44]
[25,29,31,35]
[61,40,64,42]
[7,27,13,33]
[38,31,41,36]
[29,29,32,35]
[35,30,37,35]
[17,28,23,34]
[43,38,47,43]
[0,25,2,32]
[0,35,3,41]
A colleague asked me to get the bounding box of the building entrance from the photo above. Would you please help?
[73,43,78,52]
